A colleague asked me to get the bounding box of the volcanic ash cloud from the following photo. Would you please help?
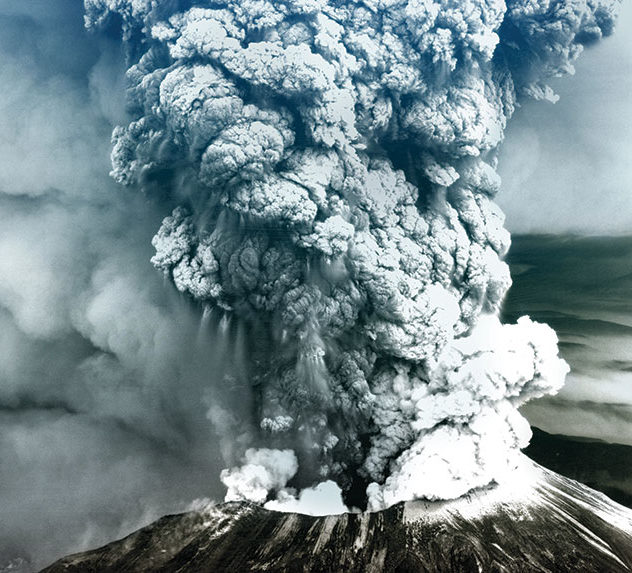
[85,0,616,510]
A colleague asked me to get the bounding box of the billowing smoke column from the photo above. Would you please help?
[85,0,616,510]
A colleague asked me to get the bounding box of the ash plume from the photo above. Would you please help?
[0,2,622,567]
[82,0,618,511]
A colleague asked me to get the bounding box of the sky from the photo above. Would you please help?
[503,234,632,445]
[497,1,632,445]
[498,0,632,235]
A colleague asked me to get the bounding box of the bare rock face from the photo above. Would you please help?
[42,460,632,573]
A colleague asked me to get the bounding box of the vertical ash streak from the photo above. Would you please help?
[84,0,618,510]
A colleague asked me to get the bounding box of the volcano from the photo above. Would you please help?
[42,458,632,572]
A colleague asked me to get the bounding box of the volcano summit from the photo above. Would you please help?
[43,458,632,572]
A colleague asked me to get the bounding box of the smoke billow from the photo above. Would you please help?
[82,0,617,512]
[0,3,230,569]
[0,0,620,568]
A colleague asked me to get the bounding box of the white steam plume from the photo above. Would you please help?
[83,0,616,511]
[221,448,298,504]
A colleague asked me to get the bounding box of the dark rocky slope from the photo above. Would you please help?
[43,458,632,572]
[526,427,632,509]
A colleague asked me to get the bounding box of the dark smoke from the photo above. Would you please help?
[83,0,616,511]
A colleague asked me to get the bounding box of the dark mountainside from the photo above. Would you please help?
[43,459,632,573]
[526,427,632,509]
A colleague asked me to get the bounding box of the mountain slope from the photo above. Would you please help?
[526,427,632,509]
[43,458,632,573]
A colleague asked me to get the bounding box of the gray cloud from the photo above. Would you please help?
[83,0,615,512]
[522,398,632,446]
[0,4,231,569]
[498,0,632,234]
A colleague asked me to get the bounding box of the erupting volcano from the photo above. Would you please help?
[1,0,631,571]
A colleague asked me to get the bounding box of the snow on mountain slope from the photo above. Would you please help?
[42,457,632,572]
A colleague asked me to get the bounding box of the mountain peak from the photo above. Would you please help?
[43,458,632,572]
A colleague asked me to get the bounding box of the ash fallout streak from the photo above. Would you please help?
[87,0,617,512]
